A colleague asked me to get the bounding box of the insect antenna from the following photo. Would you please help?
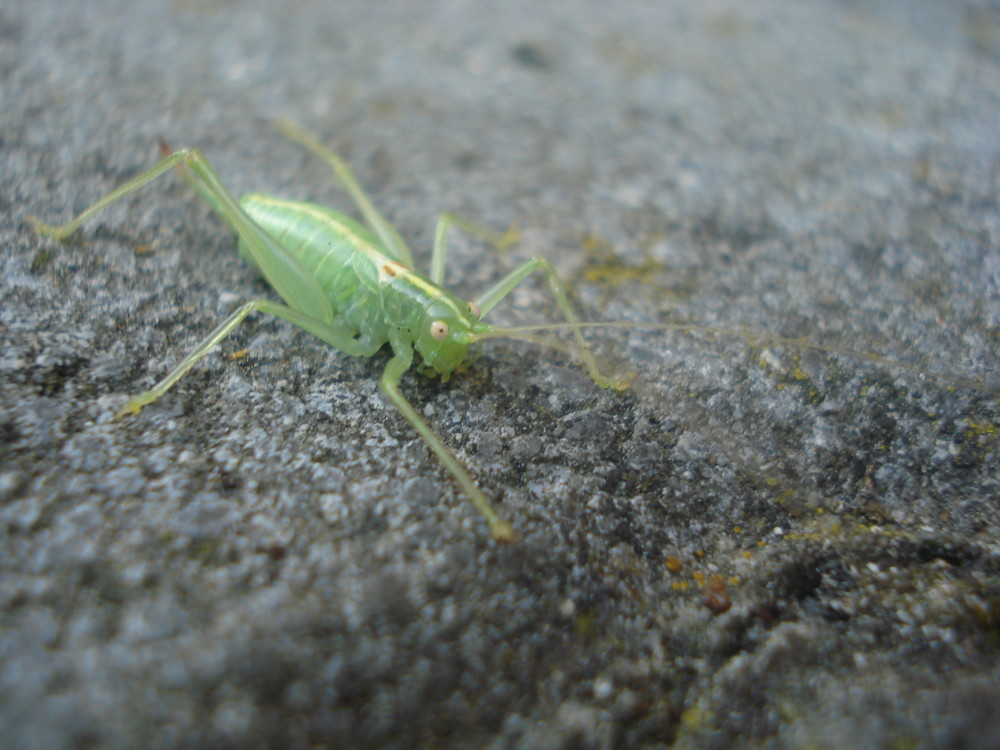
[474,327,580,359]
[474,321,993,393]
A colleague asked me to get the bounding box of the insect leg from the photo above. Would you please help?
[430,213,519,285]
[32,148,334,327]
[170,150,334,325]
[380,330,515,543]
[31,151,194,241]
[474,258,627,390]
[116,297,380,420]
[276,120,414,267]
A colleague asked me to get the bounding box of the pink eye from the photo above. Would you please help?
[430,321,449,340]
[467,301,482,319]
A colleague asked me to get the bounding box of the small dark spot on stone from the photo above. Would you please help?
[0,421,21,446]
[30,248,55,274]
[511,42,553,70]
[703,575,731,614]
[33,357,88,397]
[218,471,242,492]
[261,543,286,561]
[453,151,482,171]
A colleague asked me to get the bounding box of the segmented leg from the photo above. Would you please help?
[474,257,628,390]
[277,120,415,267]
[31,149,334,327]
[381,329,514,543]
[430,213,519,285]
[115,298,381,419]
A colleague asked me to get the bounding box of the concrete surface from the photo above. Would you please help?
[1,0,998,748]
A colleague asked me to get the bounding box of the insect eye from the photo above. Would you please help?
[430,320,449,341]
[467,301,482,319]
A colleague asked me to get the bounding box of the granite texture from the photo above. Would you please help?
[1,1,998,748]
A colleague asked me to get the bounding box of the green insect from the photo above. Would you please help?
[31,122,629,543]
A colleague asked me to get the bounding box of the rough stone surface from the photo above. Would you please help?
[1,1,998,748]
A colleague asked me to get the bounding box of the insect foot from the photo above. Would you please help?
[114,394,153,420]
[592,372,633,392]
[491,520,516,544]
[28,217,71,240]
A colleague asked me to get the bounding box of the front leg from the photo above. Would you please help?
[473,257,628,390]
[379,330,514,542]
[429,213,519,286]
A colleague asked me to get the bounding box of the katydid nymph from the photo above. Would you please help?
[31,124,987,542]
[31,122,631,543]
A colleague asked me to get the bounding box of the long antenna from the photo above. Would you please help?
[474,321,993,393]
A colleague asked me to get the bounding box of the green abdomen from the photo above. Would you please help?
[238,194,382,315]
[238,193,444,337]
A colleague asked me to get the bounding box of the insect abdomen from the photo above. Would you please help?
[238,194,441,337]
[238,194,382,307]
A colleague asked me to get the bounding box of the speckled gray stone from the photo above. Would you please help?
[1,1,998,748]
